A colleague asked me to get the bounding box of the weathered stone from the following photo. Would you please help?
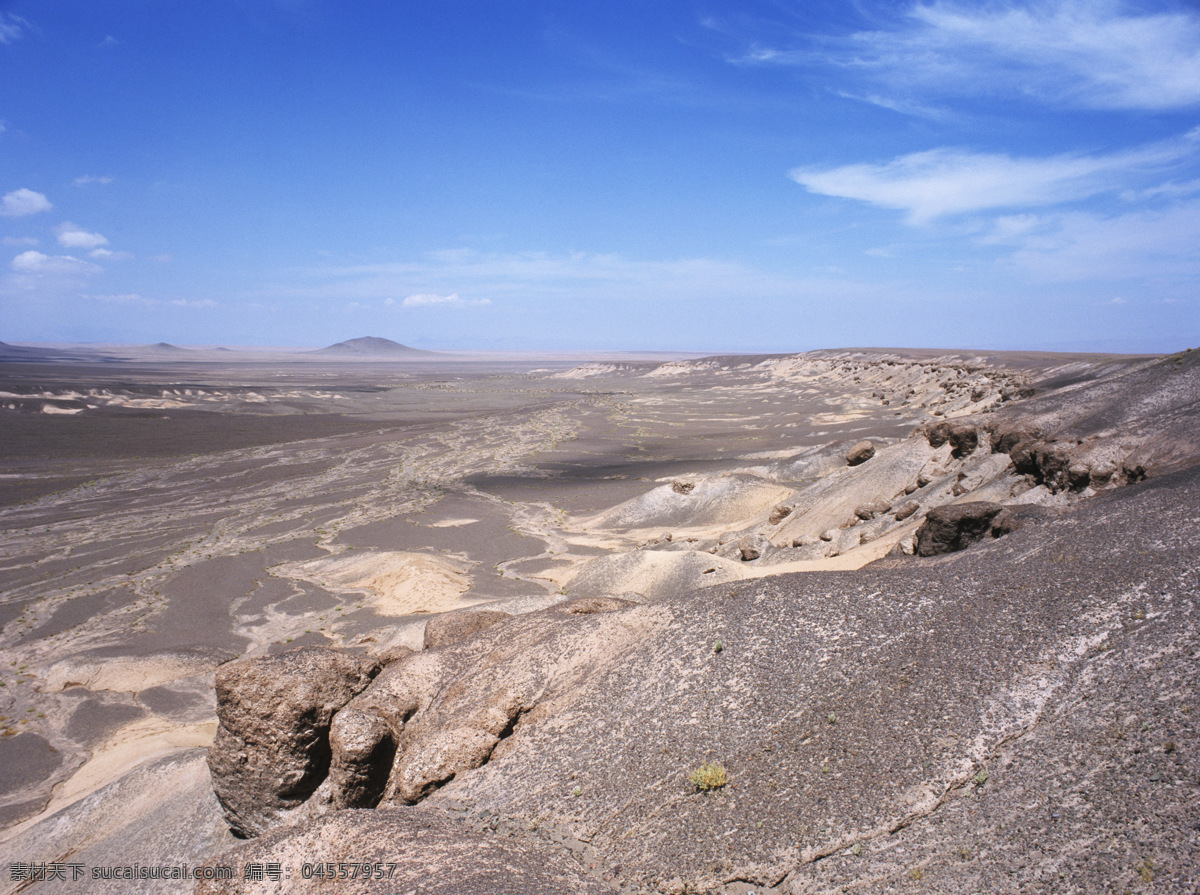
[845,440,876,466]
[768,504,792,525]
[1090,461,1117,485]
[424,609,512,651]
[738,534,769,561]
[819,528,838,542]
[372,645,414,667]
[328,707,396,810]
[207,647,379,837]
[671,480,695,494]
[854,499,889,521]
[1067,462,1091,491]
[948,422,980,457]
[1035,444,1074,493]
[915,501,1005,556]
[892,500,920,522]
[925,421,953,448]
[791,534,817,548]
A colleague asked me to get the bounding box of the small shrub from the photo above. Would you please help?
[689,761,729,792]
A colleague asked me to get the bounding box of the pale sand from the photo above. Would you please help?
[275,550,483,616]
[0,717,216,844]
[44,652,228,693]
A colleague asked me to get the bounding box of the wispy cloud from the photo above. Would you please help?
[84,293,218,309]
[0,13,31,45]
[73,175,114,187]
[1,188,52,217]
[2,236,38,247]
[737,1,1200,113]
[399,292,491,308]
[55,222,109,250]
[1000,200,1200,282]
[791,131,1200,223]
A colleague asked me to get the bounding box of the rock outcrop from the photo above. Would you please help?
[423,609,512,650]
[914,501,1005,556]
[206,647,379,837]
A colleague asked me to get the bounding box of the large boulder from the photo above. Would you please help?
[915,501,1005,556]
[207,647,379,837]
[423,609,512,650]
[845,440,876,466]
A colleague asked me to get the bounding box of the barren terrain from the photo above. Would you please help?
[0,345,1197,894]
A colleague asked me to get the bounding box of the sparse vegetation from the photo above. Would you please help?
[689,761,728,792]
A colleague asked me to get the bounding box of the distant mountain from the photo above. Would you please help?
[314,337,435,357]
[141,342,188,352]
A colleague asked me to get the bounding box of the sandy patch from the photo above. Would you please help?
[565,550,748,601]
[277,551,479,615]
[11,717,216,838]
[426,517,480,528]
[45,652,227,693]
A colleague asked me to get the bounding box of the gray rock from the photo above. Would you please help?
[424,609,512,650]
[819,528,838,542]
[845,440,876,466]
[892,500,920,522]
[854,499,890,521]
[768,504,792,525]
[915,501,1005,556]
[671,480,695,494]
[207,647,379,837]
[738,534,769,561]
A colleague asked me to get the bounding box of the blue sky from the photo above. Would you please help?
[2,1,1199,352]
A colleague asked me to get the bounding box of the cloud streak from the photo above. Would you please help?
[399,292,491,308]
[791,131,1200,223]
[739,1,1200,113]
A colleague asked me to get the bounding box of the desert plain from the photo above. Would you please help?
[0,339,1198,894]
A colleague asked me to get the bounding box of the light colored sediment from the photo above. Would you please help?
[275,551,481,616]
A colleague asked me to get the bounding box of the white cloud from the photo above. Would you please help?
[742,1,1200,113]
[401,292,491,308]
[56,222,109,250]
[1107,296,1128,305]
[73,175,114,187]
[791,133,1198,223]
[87,292,155,306]
[170,298,217,308]
[2,236,38,247]
[10,250,101,276]
[1,188,52,217]
[0,13,30,44]
[995,200,1200,282]
[890,0,1200,111]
